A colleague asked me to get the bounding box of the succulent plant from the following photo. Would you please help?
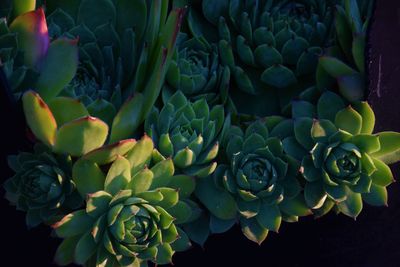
[0,4,78,100]
[163,32,232,107]
[289,92,398,218]
[196,119,311,244]
[176,0,340,115]
[145,91,229,178]
[4,143,82,228]
[53,136,196,266]
[316,0,373,102]
[43,0,185,133]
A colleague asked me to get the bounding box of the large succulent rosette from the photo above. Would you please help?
[53,136,196,266]
[4,144,82,227]
[177,0,337,115]
[145,91,229,177]
[290,92,396,218]
[196,119,311,244]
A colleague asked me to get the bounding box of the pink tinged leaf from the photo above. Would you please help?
[10,8,50,68]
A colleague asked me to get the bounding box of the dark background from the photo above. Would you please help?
[1,0,400,266]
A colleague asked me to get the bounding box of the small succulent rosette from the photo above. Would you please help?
[0,6,78,99]
[291,93,398,218]
[53,136,197,266]
[4,144,82,227]
[145,91,230,177]
[196,119,311,244]
[163,32,231,106]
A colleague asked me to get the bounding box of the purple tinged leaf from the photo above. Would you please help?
[10,8,49,68]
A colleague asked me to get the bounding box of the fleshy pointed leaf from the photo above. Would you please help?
[53,210,94,238]
[372,132,400,164]
[54,116,109,156]
[104,156,131,195]
[335,106,362,135]
[110,94,144,144]
[240,217,268,245]
[48,97,88,126]
[10,8,49,67]
[83,139,136,165]
[22,90,57,147]
[195,176,237,220]
[73,159,106,198]
[36,38,79,101]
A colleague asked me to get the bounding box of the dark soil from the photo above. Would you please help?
[1,1,400,266]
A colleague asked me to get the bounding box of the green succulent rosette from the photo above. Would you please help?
[53,136,196,266]
[163,32,231,107]
[0,3,78,100]
[196,119,311,244]
[44,0,184,127]
[145,91,230,178]
[4,144,82,228]
[289,92,397,218]
[176,0,339,115]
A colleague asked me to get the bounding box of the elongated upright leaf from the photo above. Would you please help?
[110,94,144,144]
[35,38,79,101]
